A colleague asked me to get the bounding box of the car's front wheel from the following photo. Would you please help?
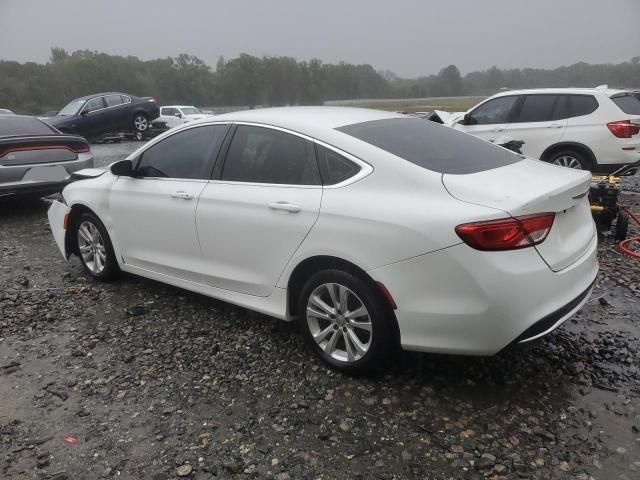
[298,270,395,374]
[75,212,119,280]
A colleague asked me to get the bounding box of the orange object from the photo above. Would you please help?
[63,213,70,230]
[63,435,79,445]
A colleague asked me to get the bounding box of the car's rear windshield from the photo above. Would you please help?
[611,93,640,115]
[0,116,55,137]
[336,118,522,174]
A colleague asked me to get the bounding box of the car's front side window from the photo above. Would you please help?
[466,96,518,125]
[136,125,228,180]
[220,125,320,185]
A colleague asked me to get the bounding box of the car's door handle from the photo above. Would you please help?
[171,191,193,200]
[547,124,563,129]
[268,202,301,213]
[492,128,505,133]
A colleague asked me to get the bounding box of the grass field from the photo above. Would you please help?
[325,96,486,113]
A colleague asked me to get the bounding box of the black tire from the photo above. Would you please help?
[547,149,592,171]
[74,212,119,281]
[615,210,629,241]
[133,113,149,133]
[297,269,395,374]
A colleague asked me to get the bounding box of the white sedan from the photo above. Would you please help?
[47,107,598,373]
[159,105,213,128]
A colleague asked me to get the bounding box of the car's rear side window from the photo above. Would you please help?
[314,144,361,185]
[611,93,640,115]
[221,126,320,185]
[569,95,598,117]
[337,118,522,175]
[0,116,55,136]
[514,95,559,123]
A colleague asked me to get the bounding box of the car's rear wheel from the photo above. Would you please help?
[548,150,591,171]
[75,212,119,280]
[133,114,149,134]
[298,269,394,374]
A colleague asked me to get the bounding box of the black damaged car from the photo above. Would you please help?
[46,92,160,141]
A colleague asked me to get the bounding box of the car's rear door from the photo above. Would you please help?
[104,94,132,132]
[196,124,322,296]
[109,124,229,280]
[504,94,568,159]
[452,95,519,143]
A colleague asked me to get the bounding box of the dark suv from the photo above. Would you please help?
[46,92,160,141]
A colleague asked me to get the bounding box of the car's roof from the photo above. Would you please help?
[207,106,403,136]
[71,92,127,101]
[163,105,197,109]
[490,86,637,98]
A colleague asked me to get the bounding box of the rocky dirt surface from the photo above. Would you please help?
[1,142,639,479]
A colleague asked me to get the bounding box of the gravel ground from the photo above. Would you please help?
[1,142,640,480]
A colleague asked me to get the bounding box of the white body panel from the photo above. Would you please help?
[196,181,322,296]
[48,107,599,356]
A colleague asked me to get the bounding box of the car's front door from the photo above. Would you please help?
[78,96,109,139]
[196,124,322,296]
[109,124,229,280]
[161,107,182,128]
[453,95,519,143]
[504,94,568,159]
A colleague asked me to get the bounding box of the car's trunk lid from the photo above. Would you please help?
[443,158,596,271]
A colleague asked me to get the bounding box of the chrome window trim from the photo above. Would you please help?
[81,94,129,115]
[126,120,373,188]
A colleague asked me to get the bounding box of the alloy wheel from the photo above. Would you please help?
[78,220,107,274]
[306,283,372,363]
[552,155,582,169]
[134,116,148,131]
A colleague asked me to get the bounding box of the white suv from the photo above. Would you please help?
[159,105,213,128]
[448,87,640,171]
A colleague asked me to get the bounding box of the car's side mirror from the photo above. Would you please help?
[174,112,182,118]
[111,159,134,177]
[80,110,89,116]
[460,113,470,125]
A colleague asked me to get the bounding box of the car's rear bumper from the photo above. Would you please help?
[369,234,598,356]
[0,156,94,198]
[0,180,71,197]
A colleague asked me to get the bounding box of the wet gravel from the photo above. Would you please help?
[1,142,639,479]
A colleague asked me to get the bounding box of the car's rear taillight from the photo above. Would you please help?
[456,213,555,251]
[0,140,89,158]
[607,120,640,138]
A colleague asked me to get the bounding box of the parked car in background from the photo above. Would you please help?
[441,87,640,172]
[1,115,93,198]
[0,109,15,115]
[47,107,597,373]
[46,92,160,142]
[38,110,59,121]
[159,105,213,128]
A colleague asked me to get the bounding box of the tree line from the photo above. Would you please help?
[0,48,638,114]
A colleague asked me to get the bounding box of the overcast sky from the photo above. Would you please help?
[1,0,638,77]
